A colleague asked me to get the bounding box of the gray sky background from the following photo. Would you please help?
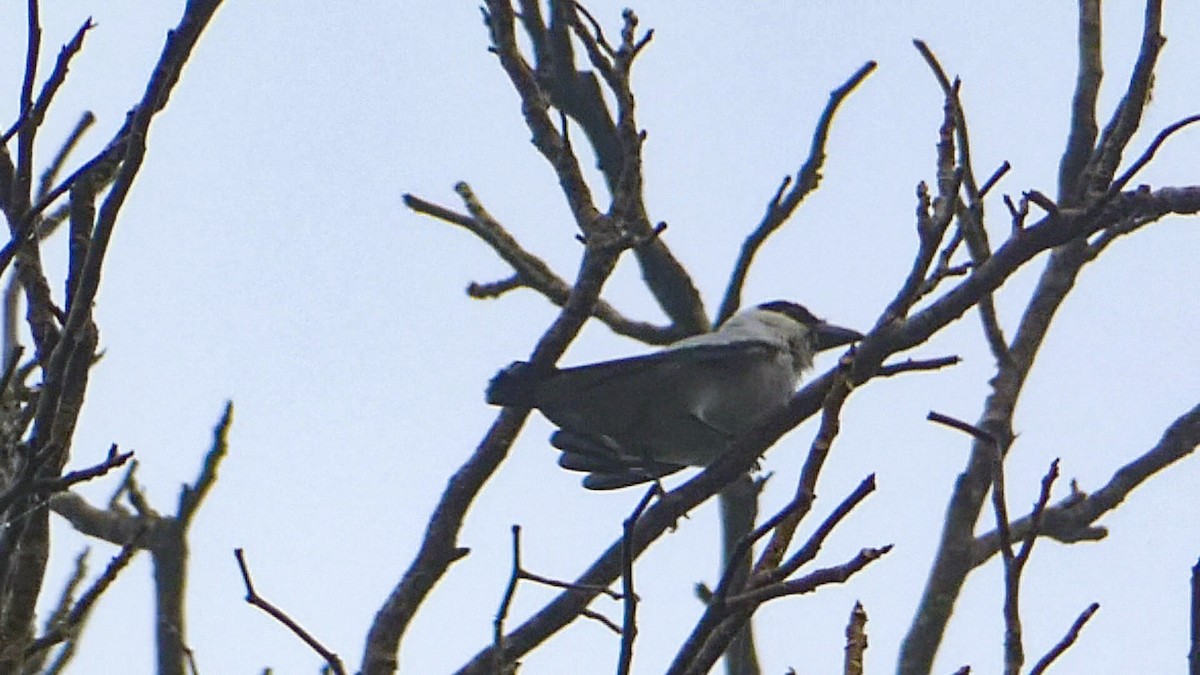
[2,2,1198,673]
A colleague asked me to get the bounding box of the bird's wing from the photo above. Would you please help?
[489,341,788,490]
[534,341,788,490]
[530,340,785,439]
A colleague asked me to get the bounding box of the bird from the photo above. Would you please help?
[486,300,863,490]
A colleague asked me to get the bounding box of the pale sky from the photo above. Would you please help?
[2,2,1198,673]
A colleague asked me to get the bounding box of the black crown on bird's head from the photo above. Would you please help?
[756,300,822,327]
[756,300,863,352]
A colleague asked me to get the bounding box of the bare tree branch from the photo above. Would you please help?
[1190,559,1200,675]
[49,404,233,675]
[459,181,1200,667]
[364,5,682,671]
[877,355,960,377]
[729,546,892,610]
[404,189,683,345]
[235,548,347,675]
[1028,602,1100,675]
[556,2,706,331]
[20,20,94,147]
[618,486,658,675]
[1058,0,1102,205]
[1081,0,1164,199]
[715,60,876,326]
[898,1,1186,666]
[24,537,141,661]
[972,401,1200,564]
[875,87,962,329]
[679,547,892,675]
[913,40,1011,365]
[1105,113,1200,198]
[755,360,857,574]
[35,445,133,494]
[844,601,868,675]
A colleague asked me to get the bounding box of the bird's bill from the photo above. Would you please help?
[813,322,864,351]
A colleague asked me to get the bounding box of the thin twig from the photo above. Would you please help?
[14,0,42,160]
[926,411,994,444]
[1190,559,1200,675]
[728,546,893,611]
[24,533,142,658]
[494,525,522,674]
[494,521,624,673]
[755,355,858,574]
[234,548,346,675]
[1105,113,1200,198]
[1028,603,1100,675]
[23,19,95,150]
[37,111,95,206]
[714,492,809,603]
[1015,459,1061,564]
[1084,210,1161,260]
[927,410,1023,671]
[520,570,620,599]
[36,444,133,493]
[617,485,659,675]
[979,162,1011,198]
[580,609,622,635]
[178,401,232,524]
[404,190,682,345]
[26,548,88,673]
[716,61,876,325]
[877,355,960,377]
[766,474,878,584]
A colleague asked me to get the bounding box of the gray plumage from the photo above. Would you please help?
[487,301,861,489]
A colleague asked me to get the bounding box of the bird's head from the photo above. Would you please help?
[745,300,863,373]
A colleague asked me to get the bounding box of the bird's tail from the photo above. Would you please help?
[485,361,538,406]
[551,430,686,490]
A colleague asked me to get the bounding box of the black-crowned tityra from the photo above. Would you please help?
[486,301,863,490]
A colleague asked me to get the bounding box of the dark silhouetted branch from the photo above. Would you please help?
[1028,603,1100,675]
[235,548,346,675]
[716,61,876,326]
